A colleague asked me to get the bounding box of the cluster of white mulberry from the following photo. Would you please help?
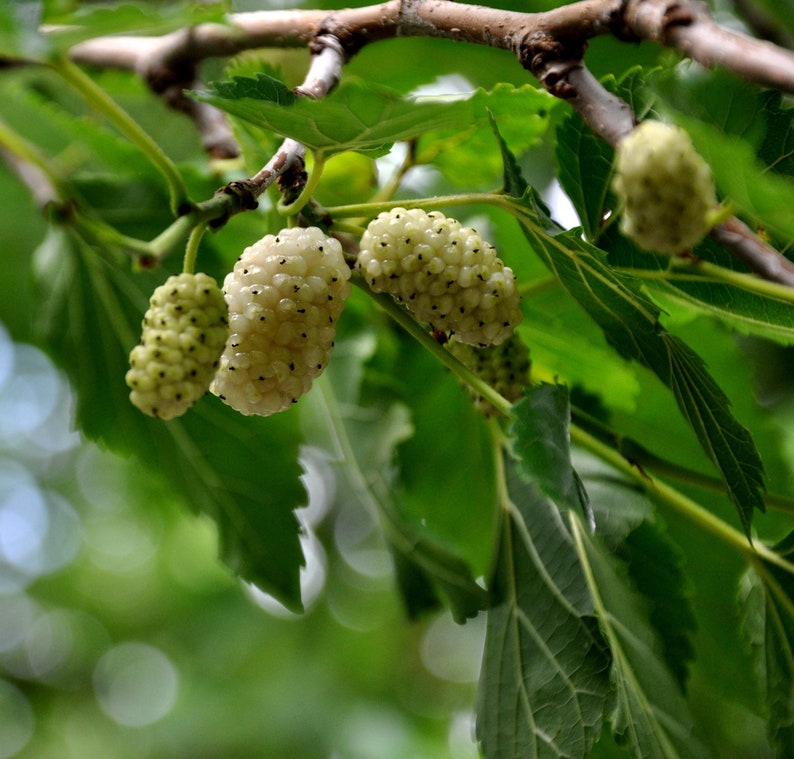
[125,210,524,420]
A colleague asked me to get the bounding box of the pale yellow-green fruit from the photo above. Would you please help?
[612,120,718,254]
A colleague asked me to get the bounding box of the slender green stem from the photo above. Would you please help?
[352,275,511,417]
[278,152,325,218]
[706,201,738,229]
[53,57,190,215]
[0,117,66,196]
[149,215,198,261]
[571,405,794,514]
[182,224,208,275]
[619,258,794,304]
[326,191,512,220]
[570,423,794,576]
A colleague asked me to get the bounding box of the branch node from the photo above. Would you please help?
[209,180,260,230]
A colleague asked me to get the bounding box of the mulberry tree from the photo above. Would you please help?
[2,0,794,757]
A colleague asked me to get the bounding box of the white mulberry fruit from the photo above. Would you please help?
[211,227,351,416]
[612,120,717,254]
[126,272,228,419]
[448,333,531,417]
[358,208,522,346]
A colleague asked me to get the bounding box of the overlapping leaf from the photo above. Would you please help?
[415,83,558,188]
[570,515,712,759]
[195,76,473,158]
[739,534,794,757]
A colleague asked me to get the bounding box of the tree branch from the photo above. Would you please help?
[51,0,794,282]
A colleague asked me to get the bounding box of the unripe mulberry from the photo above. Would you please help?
[211,227,351,416]
[612,120,717,254]
[126,272,228,419]
[358,208,522,346]
[447,333,531,417]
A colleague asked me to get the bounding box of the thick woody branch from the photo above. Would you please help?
[623,0,794,94]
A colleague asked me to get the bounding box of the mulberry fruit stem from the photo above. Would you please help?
[352,275,512,417]
[182,223,208,275]
[277,152,326,219]
[52,56,191,216]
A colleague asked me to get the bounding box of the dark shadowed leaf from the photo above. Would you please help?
[476,456,610,759]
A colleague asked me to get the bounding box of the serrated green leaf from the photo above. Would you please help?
[415,83,557,188]
[511,383,589,515]
[509,189,765,537]
[32,226,306,609]
[648,278,794,346]
[555,112,614,240]
[210,73,296,106]
[740,534,794,756]
[477,456,610,759]
[495,118,766,534]
[576,454,697,689]
[194,77,473,158]
[570,514,712,759]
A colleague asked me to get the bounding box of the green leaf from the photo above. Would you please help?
[678,116,794,244]
[415,83,557,188]
[653,66,767,148]
[739,534,794,756]
[555,110,614,240]
[577,454,697,689]
[300,326,489,623]
[570,515,712,758]
[494,117,766,534]
[32,226,306,609]
[555,67,656,241]
[520,291,641,415]
[209,73,297,107]
[648,278,794,346]
[477,457,611,759]
[395,343,499,582]
[510,189,766,537]
[759,91,794,181]
[194,77,473,159]
[41,0,228,50]
[511,383,589,515]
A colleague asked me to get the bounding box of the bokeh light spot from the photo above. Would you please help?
[93,642,178,727]
[0,679,34,759]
